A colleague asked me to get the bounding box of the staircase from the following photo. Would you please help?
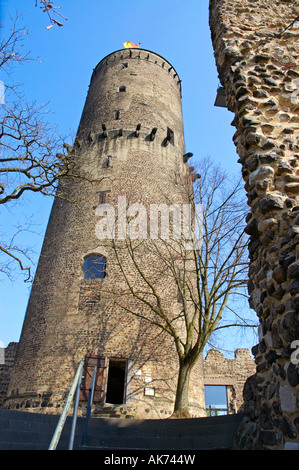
[0,409,243,450]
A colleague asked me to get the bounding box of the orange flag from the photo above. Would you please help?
[123,41,140,49]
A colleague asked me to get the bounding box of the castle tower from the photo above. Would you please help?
[5,49,205,418]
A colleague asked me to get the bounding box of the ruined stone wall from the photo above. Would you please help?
[0,343,18,407]
[209,0,299,449]
[203,349,256,413]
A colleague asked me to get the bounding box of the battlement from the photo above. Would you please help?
[91,48,182,95]
[203,349,256,414]
[77,48,186,155]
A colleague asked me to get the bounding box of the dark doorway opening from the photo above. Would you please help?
[106,359,126,404]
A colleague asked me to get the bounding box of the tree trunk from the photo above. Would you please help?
[172,358,193,418]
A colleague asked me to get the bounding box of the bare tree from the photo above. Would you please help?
[106,158,256,417]
[36,1,67,29]
[0,18,79,281]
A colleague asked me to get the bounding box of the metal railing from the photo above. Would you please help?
[48,361,97,450]
[82,366,97,446]
[206,405,229,416]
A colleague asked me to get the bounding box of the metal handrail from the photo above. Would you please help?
[68,362,85,450]
[206,405,229,416]
[48,360,84,450]
[82,366,97,446]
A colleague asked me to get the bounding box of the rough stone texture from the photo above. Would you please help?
[210,0,299,449]
[203,349,256,413]
[4,49,205,419]
[0,343,18,407]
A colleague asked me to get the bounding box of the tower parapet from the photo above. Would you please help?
[76,49,185,154]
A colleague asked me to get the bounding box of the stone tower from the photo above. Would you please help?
[5,49,205,418]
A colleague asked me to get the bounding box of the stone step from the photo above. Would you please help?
[85,416,242,439]
[81,431,235,450]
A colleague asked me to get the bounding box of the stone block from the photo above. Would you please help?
[258,194,284,214]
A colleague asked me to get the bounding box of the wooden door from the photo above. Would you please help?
[80,355,107,403]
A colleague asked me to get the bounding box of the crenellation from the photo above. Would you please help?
[203,349,256,414]
[0,343,18,407]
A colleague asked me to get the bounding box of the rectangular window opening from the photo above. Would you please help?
[204,385,228,416]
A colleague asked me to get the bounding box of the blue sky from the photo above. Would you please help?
[0,0,258,353]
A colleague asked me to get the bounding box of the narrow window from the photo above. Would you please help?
[106,155,113,168]
[118,86,126,92]
[106,359,127,404]
[83,255,106,279]
[114,110,120,120]
[98,190,111,204]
